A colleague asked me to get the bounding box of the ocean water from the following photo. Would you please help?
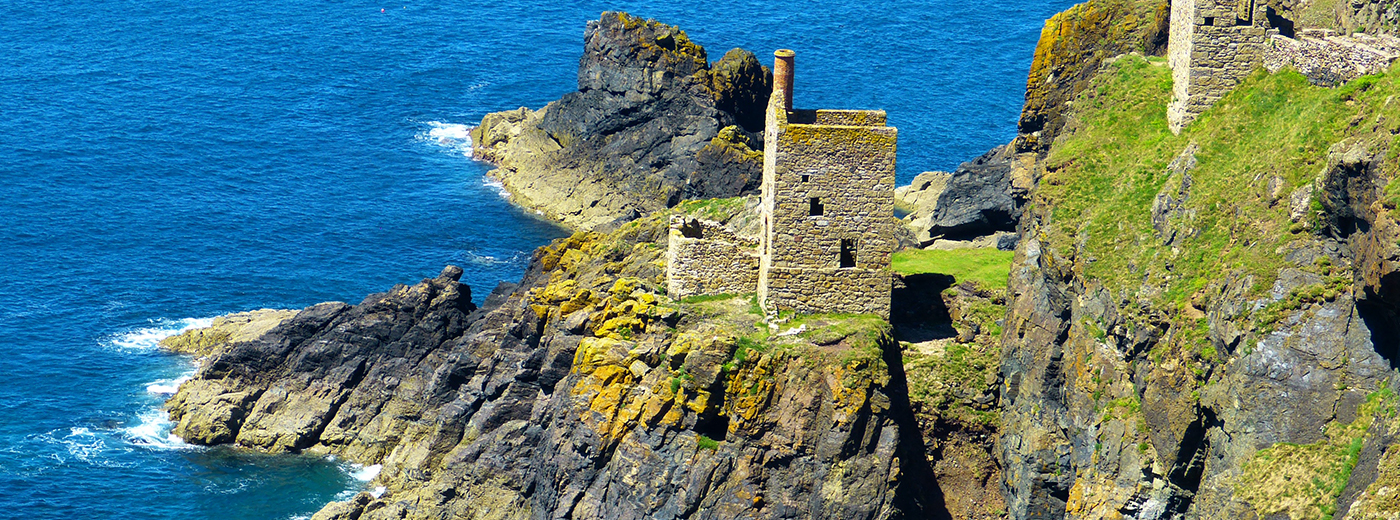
[0,1,1075,518]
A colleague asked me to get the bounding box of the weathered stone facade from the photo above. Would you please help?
[665,216,759,298]
[1263,29,1400,85]
[757,50,897,317]
[1168,0,1269,133]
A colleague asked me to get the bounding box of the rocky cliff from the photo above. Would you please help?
[470,12,770,230]
[1014,0,1169,154]
[995,51,1400,519]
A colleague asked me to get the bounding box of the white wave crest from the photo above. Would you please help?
[124,409,194,450]
[144,375,191,395]
[482,176,510,200]
[371,486,387,498]
[419,121,474,156]
[349,463,382,481]
[108,317,214,352]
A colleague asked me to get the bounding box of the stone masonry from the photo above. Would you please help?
[1263,29,1400,85]
[665,216,760,299]
[1167,0,1269,133]
[757,50,898,318]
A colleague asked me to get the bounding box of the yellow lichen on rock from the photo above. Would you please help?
[159,308,298,357]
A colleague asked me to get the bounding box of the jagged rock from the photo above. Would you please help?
[996,55,1400,520]
[471,12,770,230]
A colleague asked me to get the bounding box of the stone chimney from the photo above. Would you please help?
[773,49,795,110]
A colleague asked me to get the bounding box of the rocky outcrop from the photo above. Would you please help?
[166,203,957,519]
[160,309,299,357]
[895,146,1036,247]
[471,13,770,230]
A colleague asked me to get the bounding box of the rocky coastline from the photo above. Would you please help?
[162,199,1012,519]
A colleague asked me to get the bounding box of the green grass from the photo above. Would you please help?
[678,293,739,305]
[891,248,1015,291]
[1034,54,1400,311]
[675,196,746,222]
[904,341,1000,427]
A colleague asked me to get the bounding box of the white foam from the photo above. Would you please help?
[145,375,191,395]
[426,121,471,141]
[371,486,387,498]
[419,121,475,158]
[482,175,511,200]
[124,408,194,450]
[349,463,382,481]
[33,426,135,468]
[108,317,215,352]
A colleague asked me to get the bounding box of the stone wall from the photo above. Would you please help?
[1263,30,1400,85]
[762,267,892,316]
[1168,0,1269,132]
[665,216,759,299]
[758,89,897,317]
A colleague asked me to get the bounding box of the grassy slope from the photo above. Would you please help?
[1034,54,1400,518]
[1036,54,1400,308]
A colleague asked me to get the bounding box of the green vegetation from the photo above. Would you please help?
[696,434,719,451]
[1238,389,1397,520]
[891,248,1015,291]
[1036,54,1400,312]
[678,293,739,305]
[904,342,1000,427]
[674,196,746,222]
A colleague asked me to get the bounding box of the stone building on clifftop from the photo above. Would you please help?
[1167,0,1400,133]
[665,49,897,318]
[757,50,897,318]
[1167,0,1269,133]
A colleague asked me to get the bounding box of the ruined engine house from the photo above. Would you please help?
[666,49,897,317]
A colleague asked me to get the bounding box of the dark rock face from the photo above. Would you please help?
[925,146,1021,241]
[895,145,1037,246]
[472,12,770,230]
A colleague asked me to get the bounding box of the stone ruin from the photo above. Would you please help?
[1167,0,1270,133]
[665,215,760,299]
[1263,29,1400,85]
[665,49,898,318]
[1168,0,1400,132]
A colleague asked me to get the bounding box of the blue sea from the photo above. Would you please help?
[0,1,1075,518]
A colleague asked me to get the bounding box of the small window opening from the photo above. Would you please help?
[1203,16,1215,26]
[801,174,810,182]
[809,198,824,216]
[840,239,856,268]
[1266,6,1295,37]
